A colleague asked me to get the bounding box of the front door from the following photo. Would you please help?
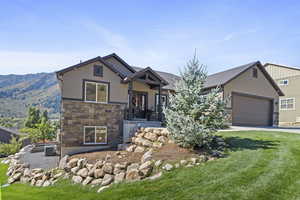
[132,92,147,119]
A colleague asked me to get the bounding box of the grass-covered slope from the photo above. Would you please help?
[0,73,60,118]
[1,131,300,200]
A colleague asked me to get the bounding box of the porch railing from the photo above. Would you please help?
[124,108,163,121]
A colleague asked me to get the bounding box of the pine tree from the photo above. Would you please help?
[164,56,227,149]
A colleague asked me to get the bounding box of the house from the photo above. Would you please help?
[56,54,282,156]
[204,61,283,127]
[56,53,179,156]
[0,126,30,147]
[265,63,300,126]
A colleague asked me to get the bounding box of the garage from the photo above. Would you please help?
[232,93,273,126]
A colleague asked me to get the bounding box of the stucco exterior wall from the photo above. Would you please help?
[276,75,300,125]
[223,65,279,125]
[265,64,300,79]
[60,61,128,103]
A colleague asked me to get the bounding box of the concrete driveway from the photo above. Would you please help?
[220,126,300,134]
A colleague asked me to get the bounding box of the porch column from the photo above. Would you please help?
[158,84,162,121]
[128,81,133,120]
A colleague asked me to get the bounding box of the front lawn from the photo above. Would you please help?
[1,131,300,200]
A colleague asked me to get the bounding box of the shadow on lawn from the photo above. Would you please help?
[225,137,279,152]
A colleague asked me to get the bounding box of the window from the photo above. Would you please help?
[279,79,289,86]
[252,68,258,78]
[155,94,167,111]
[84,126,107,144]
[280,98,295,110]
[94,65,103,77]
[84,81,108,103]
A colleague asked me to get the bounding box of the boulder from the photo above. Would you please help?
[20,176,31,183]
[67,158,79,168]
[72,175,83,184]
[163,163,173,171]
[97,185,110,193]
[114,163,127,170]
[127,163,139,172]
[86,164,94,171]
[90,178,102,185]
[190,157,198,164]
[59,155,69,169]
[35,180,44,187]
[43,180,51,187]
[102,163,114,174]
[30,178,36,186]
[71,167,80,174]
[139,161,152,171]
[134,146,145,153]
[33,173,44,180]
[82,176,93,185]
[113,167,124,175]
[147,172,162,180]
[101,174,114,186]
[141,150,153,163]
[114,172,125,183]
[32,168,43,174]
[94,169,105,178]
[95,160,104,168]
[142,139,153,147]
[53,172,64,179]
[105,154,111,161]
[125,169,141,181]
[157,136,167,144]
[144,132,158,142]
[126,145,136,152]
[154,160,163,167]
[77,158,87,169]
[152,142,163,148]
[180,160,188,165]
[199,155,208,162]
[175,163,180,168]
[23,168,31,177]
[160,128,169,136]
[77,168,89,178]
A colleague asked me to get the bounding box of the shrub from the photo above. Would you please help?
[0,137,22,157]
[164,55,227,149]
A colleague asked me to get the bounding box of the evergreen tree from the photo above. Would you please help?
[24,107,41,128]
[164,56,227,149]
[41,110,49,123]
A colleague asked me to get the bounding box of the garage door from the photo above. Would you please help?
[232,93,273,126]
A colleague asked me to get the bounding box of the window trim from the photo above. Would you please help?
[280,97,295,110]
[278,79,289,86]
[83,126,107,145]
[93,65,103,77]
[84,80,109,104]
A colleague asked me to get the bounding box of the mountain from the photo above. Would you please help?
[0,72,60,118]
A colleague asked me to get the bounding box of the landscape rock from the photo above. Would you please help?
[126,145,136,152]
[59,155,69,169]
[97,185,110,193]
[67,158,79,168]
[77,168,89,178]
[35,180,44,187]
[127,163,140,172]
[157,136,167,143]
[71,167,80,174]
[141,150,153,163]
[134,146,145,153]
[90,178,102,185]
[190,157,198,164]
[154,160,163,167]
[82,176,93,185]
[101,174,114,186]
[147,172,162,180]
[114,172,125,183]
[102,163,114,174]
[180,160,188,165]
[43,180,51,187]
[144,132,158,142]
[94,169,105,178]
[77,158,87,169]
[126,169,141,181]
[163,163,173,171]
[152,142,163,148]
[72,175,83,184]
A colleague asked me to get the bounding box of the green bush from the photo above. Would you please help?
[0,137,22,157]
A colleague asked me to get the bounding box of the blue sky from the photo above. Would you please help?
[0,0,300,75]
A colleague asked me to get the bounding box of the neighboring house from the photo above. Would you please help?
[204,61,283,127]
[56,53,179,156]
[0,126,28,144]
[265,63,300,126]
[56,54,283,156]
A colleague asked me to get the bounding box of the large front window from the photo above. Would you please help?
[84,126,107,144]
[280,98,295,110]
[85,81,108,103]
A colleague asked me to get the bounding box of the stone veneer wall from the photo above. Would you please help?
[60,100,125,150]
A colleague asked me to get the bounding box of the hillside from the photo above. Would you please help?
[0,72,60,118]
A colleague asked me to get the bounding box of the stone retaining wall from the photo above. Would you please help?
[60,100,125,155]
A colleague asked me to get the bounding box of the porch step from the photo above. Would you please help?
[123,120,162,143]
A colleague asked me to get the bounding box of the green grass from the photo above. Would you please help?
[1,131,300,200]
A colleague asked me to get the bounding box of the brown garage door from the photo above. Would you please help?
[232,93,273,126]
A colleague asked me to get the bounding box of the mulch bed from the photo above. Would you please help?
[70,143,200,164]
